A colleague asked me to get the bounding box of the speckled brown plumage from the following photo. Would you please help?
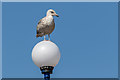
[36,9,59,40]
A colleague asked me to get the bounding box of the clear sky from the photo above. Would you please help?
[1,0,120,2]
[2,2,118,78]
[0,1,2,80]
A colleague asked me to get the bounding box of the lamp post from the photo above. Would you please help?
[32,41,61,80]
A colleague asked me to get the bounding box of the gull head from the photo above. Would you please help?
[46,9,59,17]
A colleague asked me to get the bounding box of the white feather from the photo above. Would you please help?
[45,15,54,25]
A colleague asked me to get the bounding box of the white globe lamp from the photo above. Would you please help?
[32,41,61,80]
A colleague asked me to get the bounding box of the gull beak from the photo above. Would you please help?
[55,14,59,17]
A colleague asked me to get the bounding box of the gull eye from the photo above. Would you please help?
[51,11,54,13]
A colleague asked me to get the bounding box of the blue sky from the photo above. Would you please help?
[0,1,2,80]
[2,2,118,78]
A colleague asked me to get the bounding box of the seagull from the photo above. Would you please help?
[36,9,59,40]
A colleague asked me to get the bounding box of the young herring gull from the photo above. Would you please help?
[36,9,59,40]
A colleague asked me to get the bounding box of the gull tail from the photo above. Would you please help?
[36,34,44,37]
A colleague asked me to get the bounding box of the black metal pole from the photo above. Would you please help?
[40,66,54,80]
[44,72,50,80]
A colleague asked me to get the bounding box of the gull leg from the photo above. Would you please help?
[44,35,46,41]
[48,34,50,41]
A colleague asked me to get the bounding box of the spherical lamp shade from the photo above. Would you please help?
[32,41,61,68]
